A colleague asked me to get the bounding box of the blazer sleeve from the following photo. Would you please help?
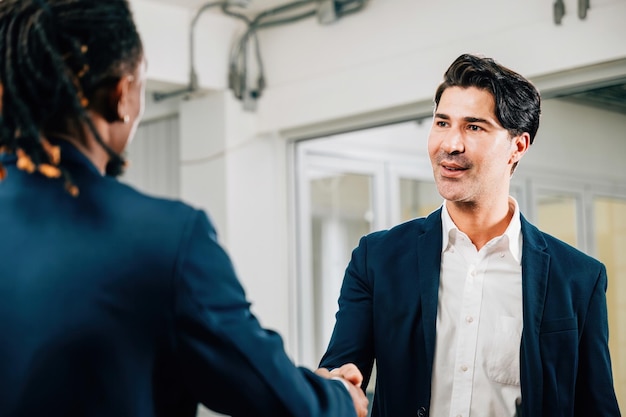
[173,210,356,417]
[574,264,621,416]
[319,234,376,390]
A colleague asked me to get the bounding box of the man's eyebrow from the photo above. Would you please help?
[434,114,499,127]
[464,116,491,124]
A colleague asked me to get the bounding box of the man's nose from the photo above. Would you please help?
[441,128,464,154]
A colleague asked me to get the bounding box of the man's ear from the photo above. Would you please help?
[509,132,530,165]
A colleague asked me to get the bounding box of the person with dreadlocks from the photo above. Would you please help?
[0,1,369,416]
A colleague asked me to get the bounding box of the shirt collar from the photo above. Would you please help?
[441,197,522,263]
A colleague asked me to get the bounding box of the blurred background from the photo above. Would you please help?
[123,0,626,414]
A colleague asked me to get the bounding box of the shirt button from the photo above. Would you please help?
[465,316,474,323]
[460,365,468,372]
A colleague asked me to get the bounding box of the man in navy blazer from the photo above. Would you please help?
[0,1,368,416]
[319,54,621,416]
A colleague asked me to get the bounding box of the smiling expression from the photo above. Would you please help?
[428,86,528,207]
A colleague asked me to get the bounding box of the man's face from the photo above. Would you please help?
[427,86,527,206]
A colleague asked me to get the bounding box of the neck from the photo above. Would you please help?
[446,197,514,251]
[47,115,111,175]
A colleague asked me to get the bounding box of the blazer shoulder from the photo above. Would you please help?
[93,178,213,246]
[363,208,442,249]
[107,178,198,219]
[522,216,604,271]
[543,231,603,271]
[368,208,441,239]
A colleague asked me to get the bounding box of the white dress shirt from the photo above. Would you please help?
[429,198,523,417]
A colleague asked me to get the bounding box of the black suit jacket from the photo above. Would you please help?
[320,208,620,417]
[0,143,356,417]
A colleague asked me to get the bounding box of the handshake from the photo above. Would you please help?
[316,364,370,417]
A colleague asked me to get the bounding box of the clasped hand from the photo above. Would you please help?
[316,364,369,417]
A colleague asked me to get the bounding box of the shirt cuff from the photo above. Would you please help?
[331,376,351,393]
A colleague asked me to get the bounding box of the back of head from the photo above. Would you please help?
[0,0,143,187]
[434,54,541,144]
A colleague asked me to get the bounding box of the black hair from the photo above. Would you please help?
[0,0,143,193]
[435,54,541,145]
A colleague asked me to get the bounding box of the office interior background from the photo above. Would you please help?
[124,0,626,415]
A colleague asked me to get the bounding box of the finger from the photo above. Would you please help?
[336,363,363,387]
[348,384,369,417]
[314,367,332,378]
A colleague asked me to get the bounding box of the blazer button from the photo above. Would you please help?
[417,407,427,417]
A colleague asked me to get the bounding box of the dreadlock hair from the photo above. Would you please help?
[0,0,143,194]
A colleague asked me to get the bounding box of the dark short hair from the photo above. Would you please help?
[434,54,541,144]
[0,0,143,184]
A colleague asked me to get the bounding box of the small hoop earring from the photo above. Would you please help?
[122,115,130,124]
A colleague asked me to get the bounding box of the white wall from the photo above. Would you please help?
[254,0,626,132]
[524,99,626,183]
[131,0,240,90]
[130,0,626,363]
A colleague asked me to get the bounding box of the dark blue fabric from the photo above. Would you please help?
[0,143,356,417]
[319,208,621,417]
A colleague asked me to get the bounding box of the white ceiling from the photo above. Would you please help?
[142,0,296,13]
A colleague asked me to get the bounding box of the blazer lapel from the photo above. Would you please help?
[417,209,443,378]
[519,215,550,415]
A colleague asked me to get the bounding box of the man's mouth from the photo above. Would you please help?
[442,163,468,171]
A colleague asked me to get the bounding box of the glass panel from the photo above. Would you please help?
[399,178,441,222]
[536,193,578,248]
[593,197,626,410]
[310,173,373,359]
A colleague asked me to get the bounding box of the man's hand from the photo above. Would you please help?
[316,364,369,417]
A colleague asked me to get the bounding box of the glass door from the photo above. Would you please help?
[310,169,378,363]
[295,150,386,367]
[593,196,626,408]
[294,120,432,367]
[535,191,581,248]
[294,124,435,414]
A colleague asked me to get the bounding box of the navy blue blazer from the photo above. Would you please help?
[0,143,356,417]
[320,208,621,417]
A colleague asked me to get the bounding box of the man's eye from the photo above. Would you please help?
[468,125,482,131]
[436,121,448,127]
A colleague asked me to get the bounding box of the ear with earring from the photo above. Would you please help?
[117,102,129,123]
[117,75,134,124]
